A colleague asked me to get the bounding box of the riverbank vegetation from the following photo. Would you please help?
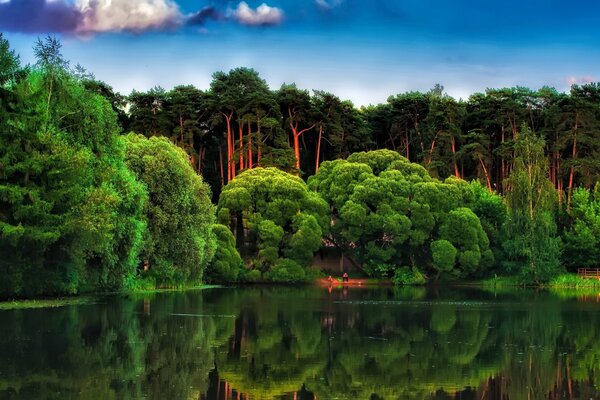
[2,35,600,297]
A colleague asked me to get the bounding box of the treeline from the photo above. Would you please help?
[119,70,600,207]
[2,35,600,297]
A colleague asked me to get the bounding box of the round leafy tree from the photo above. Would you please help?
[308,149,492,282]
[217,167,328,282]
[123,134,216,287]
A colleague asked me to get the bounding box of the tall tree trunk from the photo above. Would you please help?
[478,156,493,192]
[257,123,262,165]
[501,125,506,191]
[238,122,244,172]
[567,113,579,208]
[426,134,437,165]
[198,146,204,175]
[558,155,563,204]
[224,112,234,182]
[247,121,252,169]
[179,112,183,145]
[450,135,460,178]
[404,127,410,160]
[315,125,323,173]
[293,132,301,171]
[387,129,397,150]
[288,106,316,172]
[415,118,424,154]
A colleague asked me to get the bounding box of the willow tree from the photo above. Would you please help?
[503,125,561,283]
[123,134,216,287]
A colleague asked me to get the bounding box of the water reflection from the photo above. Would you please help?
[1,286,600,399]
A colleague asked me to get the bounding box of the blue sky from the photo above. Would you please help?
[2,0,600,105]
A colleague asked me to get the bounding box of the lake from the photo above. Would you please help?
[1,285,599,399]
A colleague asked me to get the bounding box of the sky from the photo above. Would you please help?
[2,0,600,106]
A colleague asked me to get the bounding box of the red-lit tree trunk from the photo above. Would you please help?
[247,121,252,169]
[567,113,579,208]
[315,124,323,173]
[256,117,262,166]
[478,156,493,192]
[558,155,563,204]
[450,135,460,178]
[288,106,316,171]
[238,123,244,172]
[223,112,234,182]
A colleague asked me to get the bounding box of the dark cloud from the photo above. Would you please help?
[0,0,82,33]
[186,6,223,26]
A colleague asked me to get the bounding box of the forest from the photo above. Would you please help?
[2,34,600,298]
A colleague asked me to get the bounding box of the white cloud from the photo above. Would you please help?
[231,2,284,26]
[315,0,344,10]
[75,0,182,33]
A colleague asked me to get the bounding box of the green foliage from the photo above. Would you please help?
[467,181,507,267]
[503,125,562,283]
[309,149,492,282]
[218,167,328,282]
[438,208,492,277]
[431,240,457,275]
[204,224,243,283]
[123,134,216,287]
[392,266,427,286]
[266,258,307,283]
[561,187,600,271]
[0,37,146,297]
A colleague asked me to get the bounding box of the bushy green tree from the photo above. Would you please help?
[561,186,600,271]
[309,149,492,282]
[503,125,562,283]
[217,167,328,281]
[438,208,493,277]
[205,224,243,283]
[0,37,147,297]
[123,134,216,287]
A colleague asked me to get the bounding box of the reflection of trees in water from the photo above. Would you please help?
[209,288,600,400]
[0,292,218,399]
[2,288,600,399]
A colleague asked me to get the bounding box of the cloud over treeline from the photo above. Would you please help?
[230,2,284,26]
[0,0,284,35]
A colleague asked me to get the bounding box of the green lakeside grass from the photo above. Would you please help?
[0,285,222,310]
[3,274,600,310]
[125,284,222,295]
[466,273,600,290]
[0,297,95,311]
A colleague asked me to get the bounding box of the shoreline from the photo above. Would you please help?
[3,274,600,310]
[0,284,221,311]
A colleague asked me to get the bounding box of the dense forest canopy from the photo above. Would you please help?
[2,34,600,297]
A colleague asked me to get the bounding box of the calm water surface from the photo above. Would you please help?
[1,286,600,399]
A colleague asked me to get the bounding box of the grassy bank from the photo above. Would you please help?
[125,284,222,295]
[464,273,600,290]
[0,285,223,311]
[0,297,96,311]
